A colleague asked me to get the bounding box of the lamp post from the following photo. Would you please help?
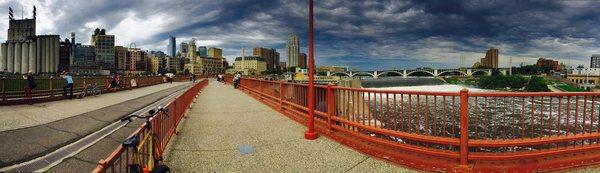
[304,0,318,140]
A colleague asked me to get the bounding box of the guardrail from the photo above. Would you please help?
[0,76,189,105]
[92,79,208,173]
[227,76,600,172]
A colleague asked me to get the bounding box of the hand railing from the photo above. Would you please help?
[234,77,600,172]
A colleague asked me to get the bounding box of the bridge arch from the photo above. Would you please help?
[331,72,350,76]
[470,70,489,76]
[438,70,467,76]
[406,70,435,77]
[377,71,404,77]
[352,72,375,78]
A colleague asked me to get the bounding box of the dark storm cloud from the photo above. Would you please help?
[3,0,600,70]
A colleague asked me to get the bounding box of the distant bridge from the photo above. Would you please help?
[323,68,509,78]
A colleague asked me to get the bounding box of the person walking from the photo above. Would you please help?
[233,73,241,89]
[61,71,74,99]
[22,71,36,105]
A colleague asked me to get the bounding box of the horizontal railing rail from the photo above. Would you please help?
[0,76,189,105]
[92,79,207,173]
[227,76,600,172]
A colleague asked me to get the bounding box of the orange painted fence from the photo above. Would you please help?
[0,76,173,105]
[92,79,208,173]
[229,76,600,172]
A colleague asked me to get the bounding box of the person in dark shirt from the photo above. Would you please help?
[22,71,36,105]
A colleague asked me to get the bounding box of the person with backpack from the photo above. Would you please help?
[22,71,36,105]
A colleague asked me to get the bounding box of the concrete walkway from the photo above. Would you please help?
[163,81,413,172]
[0,82,187,132]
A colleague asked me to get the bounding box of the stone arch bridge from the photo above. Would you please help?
[325,68,509,79]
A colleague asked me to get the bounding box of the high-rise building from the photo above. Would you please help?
[168,36,176,57]
[298,53,307,69]
[253,47,280,70]
[483,47,498,68]
[473,47,499,68]
[179,42,188,57]
[208,47,222,59]
[198,46,207,57]
[591,54,600,68]
[114,46,127,70]
[187,40,197,60]
[58,38,72,72]
[286,33,300,68]
[128,48,142,71]
[91,28,115,69]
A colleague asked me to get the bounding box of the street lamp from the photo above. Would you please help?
[304,0,318,140]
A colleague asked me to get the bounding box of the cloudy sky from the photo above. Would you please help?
[1,0,599,70]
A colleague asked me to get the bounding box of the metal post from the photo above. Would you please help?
[459,88,469,166]
[304,0,318,140]
[49,76,54,98]
[327,83,334,131]
[1,77,4,101]
[279,80,284,110]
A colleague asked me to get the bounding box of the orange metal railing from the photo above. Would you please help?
[0,76,175,105]
[228,76,600,172]
[92,79,208,173]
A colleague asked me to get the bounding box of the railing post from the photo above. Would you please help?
[327,83,334,132]
[49,76,54,98]
[459,88,470,169]
[1,77,5,101]
[279,80,284,110]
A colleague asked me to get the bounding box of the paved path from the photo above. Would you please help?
[163,81,413,172]
[0,82,187,132]
[0,83,192,168]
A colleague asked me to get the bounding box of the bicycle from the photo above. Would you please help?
[121,107,171,173]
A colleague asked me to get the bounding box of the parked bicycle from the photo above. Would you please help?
[121,107,171,173]
[79,82,102,99]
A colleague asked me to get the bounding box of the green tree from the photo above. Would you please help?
[525,76,549,92]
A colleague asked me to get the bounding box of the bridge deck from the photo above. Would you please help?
[163,80,410,172]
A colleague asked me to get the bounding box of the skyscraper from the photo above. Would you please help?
[168,36,176,57]
[475,47,499,68]
[591,54,600,68]
[286,33,299,68]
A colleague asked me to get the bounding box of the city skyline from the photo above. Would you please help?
[0,0,599,70]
